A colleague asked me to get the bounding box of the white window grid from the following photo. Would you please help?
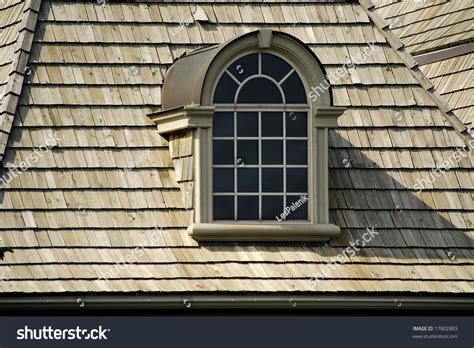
[213,109,309,221]
[212,52,310,221]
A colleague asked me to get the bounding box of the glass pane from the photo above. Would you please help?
[262,53,292,82]
[213,196,234,220]
[237,78,283,104]
[237,196,259,220]
[261,112,283,137]
[213,112,234,137]
[262,196,283,220]
[237,140,258,165]
[285,195,309,220]
[262,168,283,193]
[262,140,283,165]
[213,168,234,193]
[213,72,239,103]
[237,112,258,137]
[237,168,259,192]
[286,140,307,165]
[281,71,307,103]
[286,168,308,193]
[213,140,234,165]
[286,112,307,137]
[228,53,258,82]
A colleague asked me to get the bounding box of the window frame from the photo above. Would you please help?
[149,29,346,241]
[210,50,312,224]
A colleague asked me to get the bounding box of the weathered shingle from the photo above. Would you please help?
[0,0,39,162]
[0,1,472,296]
[373,0,473,135]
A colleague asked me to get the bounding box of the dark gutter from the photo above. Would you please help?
[0,294,473,311]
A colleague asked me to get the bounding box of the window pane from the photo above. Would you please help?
[237,78,283,104]
[213,196,234,220]
[237,140,258,165]
[213,52,311,222]
[237,112,258,137]
[261,112,283,137]
[281,72,307,103]
[228,53,258,82]
[237,168,259,192]
[262,53,292,83]
[262,196,283,220]
[285,195,309,220]
[262,168,283,192]
[213,72,238,103]
[286,112,307,137]
[213,140,234,164]
[213,168,234,193]
[262,140,283,165]
[286,140,307,165]
[286,168,308,193]
[237,196,259,220]
[213,112,234,137]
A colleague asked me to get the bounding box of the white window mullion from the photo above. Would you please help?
[225,70,242,86]
[278,69,295,85]
[283,111,287,220]
[234,110,238,220]
[258,53,262,74]
[258,111,262,221]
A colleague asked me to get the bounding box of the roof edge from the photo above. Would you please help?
[0,294,473,311]
[359,0,473,144]
[0,0,41,164]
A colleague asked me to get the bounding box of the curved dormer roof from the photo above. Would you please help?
[161,29,331,111]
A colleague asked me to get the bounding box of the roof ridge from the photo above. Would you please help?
[0,0,41,164]
[359,0,472,144]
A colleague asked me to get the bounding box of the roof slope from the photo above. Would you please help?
[0,1,473,296]
[0,0,40,162]
[372,0,473,56]
[420,53,473,133]
[372,0,473,135]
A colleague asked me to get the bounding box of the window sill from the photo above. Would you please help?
[187,223,340,242]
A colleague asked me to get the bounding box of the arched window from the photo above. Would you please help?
[150,29,346,241]
[212,52,309,221]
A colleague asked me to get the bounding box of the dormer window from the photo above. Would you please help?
[212,52,309,222]
[148,30,346,241]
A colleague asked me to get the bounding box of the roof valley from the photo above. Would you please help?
[360,0,472,142]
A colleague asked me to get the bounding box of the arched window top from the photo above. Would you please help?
[160,29,331,111]
[213,52,307,104]
[236,76,284,104]
[150,29,347,241]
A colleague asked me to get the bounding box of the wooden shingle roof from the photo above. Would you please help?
[0,1,473,296]
[372,0,473,135]
[372,0,473,56]
[0,0,40,162]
